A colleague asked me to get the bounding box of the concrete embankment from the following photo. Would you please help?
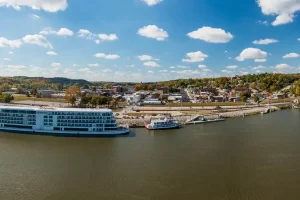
[117,106,282,128]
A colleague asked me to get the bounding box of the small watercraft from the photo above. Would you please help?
[185,116,225,125]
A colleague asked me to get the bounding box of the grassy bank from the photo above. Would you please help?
[261,97,300,104]
[12,95,66,103]
[142,102,245,107]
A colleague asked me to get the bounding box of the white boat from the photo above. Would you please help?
[186,118,225,125]
[0,106,129,136]
[144,116,180,130]
[185,115,225,125]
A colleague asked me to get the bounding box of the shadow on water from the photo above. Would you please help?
[0,130,136,138]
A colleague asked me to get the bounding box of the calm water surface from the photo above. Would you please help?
[0,109,299,200]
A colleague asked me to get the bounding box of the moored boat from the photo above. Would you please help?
[185,115,225,125]
[186,118,225,125]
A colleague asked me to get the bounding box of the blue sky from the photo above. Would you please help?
[0,0,300,82]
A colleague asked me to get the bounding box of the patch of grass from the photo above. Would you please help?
[118,102,129,106]
[165,102,244,107]
[180,111,213,115]
[261,98,300,104]
[13,95,66,103]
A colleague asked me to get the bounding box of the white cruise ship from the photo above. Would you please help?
[0,106,129,136]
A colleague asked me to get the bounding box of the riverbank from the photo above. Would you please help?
[116,104,287,128]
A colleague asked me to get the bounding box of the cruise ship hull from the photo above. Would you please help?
[0,127,129,137]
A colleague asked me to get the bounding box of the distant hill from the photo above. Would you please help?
[13,76,91,86]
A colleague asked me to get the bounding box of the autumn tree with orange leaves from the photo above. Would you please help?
[65,86,81,106]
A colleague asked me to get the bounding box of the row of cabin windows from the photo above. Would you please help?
[42,112,112,116]
[56,123,117,127]
[0,113,35,117]
[0,120,36,125]
[0,116,36,121]
[57,116,112,120]
[1,110,36,114]
[44,123,53,126]
[57,120,115,123]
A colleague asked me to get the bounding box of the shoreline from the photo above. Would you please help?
[117,104,294,128]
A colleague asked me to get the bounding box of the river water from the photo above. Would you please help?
[0,109,299,200]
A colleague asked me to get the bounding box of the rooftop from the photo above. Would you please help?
[0,105,112,113]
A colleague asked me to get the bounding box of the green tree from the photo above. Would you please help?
[91,97,98,108]
[4,93,14,103]
[25,91,30,97]
[296,86,300,96]
[249,82,256,89]
[254,96,259,104]
[68,96,77,107]
[16,86,24,94]
[98,96,108,106]
[31,87,38,96]
[241,96,247,102]
[104,84,113,89]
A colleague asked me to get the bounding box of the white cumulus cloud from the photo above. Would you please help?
[257,0,300,26]
[236,48,267,61]
[198,65,207,69]
[253,38,278,45]
[22,34,53,48]
[88,63,99,67]
[173,70,201,75]
[94,53,120,59]
[275,63,291,71]
[144,61,160,67]
[51,63,61,68]
[221,70,233,73]
[46,51,57,56]
[226,65,238,69]
[102,69,112,73]
[182,51,208,62]
[283,53,299,58]
[0,0,68,12]
[56,28,73,36]
[141,0,163,6]
[187,26,233,43]
[31,14,40,20]
[251,65,266,70]
[0,37,22,48]
[137,25,168,41]
[255,59,267,62]
[78,29,93,39]
[98,34,118,41]
[138,55,152,61]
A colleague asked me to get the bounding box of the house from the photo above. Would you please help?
[211,96,226,102]
[38,90,55,98]
[8,88,17,93]
[156,85,169,94]
[232,87,250,94]
[272,93,287,99]
[51,93,65,99]
[200,88,217,95]
[113,86,127,94]
[139,99,162,106]
[168,95,183,102]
